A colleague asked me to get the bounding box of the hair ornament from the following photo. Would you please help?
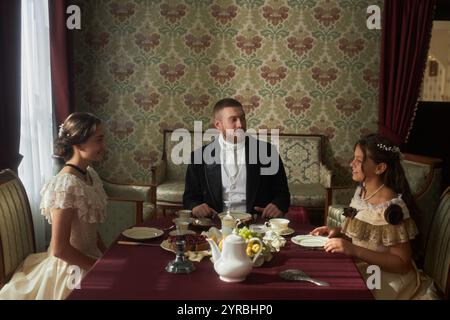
[376,143,400,153]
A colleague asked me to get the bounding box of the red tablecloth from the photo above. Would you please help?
[67,217,373,300]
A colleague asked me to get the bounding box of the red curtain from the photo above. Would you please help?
[0,0,22,172]
[49,0,75,126]
[379,0,436,145]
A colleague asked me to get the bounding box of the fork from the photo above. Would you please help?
[279,269,330,286]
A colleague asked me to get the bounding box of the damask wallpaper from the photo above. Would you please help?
[73,0,382,186]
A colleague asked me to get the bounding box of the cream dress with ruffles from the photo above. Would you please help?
[0,167,107,300]
[342,186,438,300]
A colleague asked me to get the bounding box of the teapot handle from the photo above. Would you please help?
[248,237,264,264]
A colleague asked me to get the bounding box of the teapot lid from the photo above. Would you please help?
[224,234,244,244]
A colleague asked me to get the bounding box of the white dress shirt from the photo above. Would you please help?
[218,134,247,213]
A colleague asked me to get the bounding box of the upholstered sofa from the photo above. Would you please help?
[151,130,332,215]
[326,153,443,268]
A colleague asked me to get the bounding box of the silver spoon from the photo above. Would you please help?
[279,269,330,286]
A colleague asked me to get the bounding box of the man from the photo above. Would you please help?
[183,98,290,218]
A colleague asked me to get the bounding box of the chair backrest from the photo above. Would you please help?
[424,187,450,298]
[276,134,324,185]
[0,169,36,287]
[163,130,215,181]
[163,130,325,185]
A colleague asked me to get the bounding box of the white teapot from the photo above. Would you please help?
[207,233,263,282]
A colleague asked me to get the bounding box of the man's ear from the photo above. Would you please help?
[376,162,387,175]
[214,117,221,131]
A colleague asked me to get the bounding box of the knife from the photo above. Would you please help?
[118,241,161,247]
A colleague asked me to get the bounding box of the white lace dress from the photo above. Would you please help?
[0,167,107,300]
[341,186,437,300]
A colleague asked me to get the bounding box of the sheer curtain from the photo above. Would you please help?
[19,0,54,252]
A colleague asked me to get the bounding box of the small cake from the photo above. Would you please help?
[168,234,209,252]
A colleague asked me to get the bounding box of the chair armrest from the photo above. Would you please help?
[327,205,346,227]
[150,161,167,186]
[324,185,356,225]
[319,163,333,188]
[103,180,152,203]
[107,197,144,224]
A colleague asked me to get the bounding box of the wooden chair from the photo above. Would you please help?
[0,169,36,289]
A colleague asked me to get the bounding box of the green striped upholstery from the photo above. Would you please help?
[424,188,450,297]
[0,170,35,286]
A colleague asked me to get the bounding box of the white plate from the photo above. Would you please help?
[122,227,164,240]
[160,239,175,253]
[274,227,295,236]
[168,229,196,236]
[291,235,329,248]
[160,239,209,254]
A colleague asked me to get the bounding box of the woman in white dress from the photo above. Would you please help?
[0,112,107,300]
[311,134,437,299]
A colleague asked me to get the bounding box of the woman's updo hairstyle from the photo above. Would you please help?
[54,112,102,161]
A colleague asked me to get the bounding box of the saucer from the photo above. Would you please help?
[169,230,196,236]
[122,227,164,240]
[273,227,295,236]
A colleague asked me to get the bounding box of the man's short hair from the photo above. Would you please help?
[213,98,243,116]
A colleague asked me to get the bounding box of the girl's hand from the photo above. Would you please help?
[310,226,340,238]
[324,238,355,256]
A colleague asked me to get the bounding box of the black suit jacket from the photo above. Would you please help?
[183,136,290,215]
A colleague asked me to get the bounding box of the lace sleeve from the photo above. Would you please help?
[39,173,106,224]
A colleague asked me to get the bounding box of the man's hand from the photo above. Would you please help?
[192,203,217,217]
[254,203,283,218]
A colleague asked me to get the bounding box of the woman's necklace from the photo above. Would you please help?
[363,184,385,201]
[65,163,87,176]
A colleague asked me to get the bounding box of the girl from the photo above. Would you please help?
[0,112,107,300]
[311,133,436,299]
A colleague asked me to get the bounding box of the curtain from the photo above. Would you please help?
[19,0,55,252]
[49,0,75,125]
[378,0,436,145]
[0,0,22,172]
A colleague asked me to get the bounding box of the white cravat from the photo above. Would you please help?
[218,134,247,212]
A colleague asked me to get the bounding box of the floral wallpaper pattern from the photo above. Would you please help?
[74,0,382,185]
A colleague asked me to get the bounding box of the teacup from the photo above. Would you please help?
[173,217,192,231]
[176,210,192,219]
[249,224,268,236]
[265,218,290,232]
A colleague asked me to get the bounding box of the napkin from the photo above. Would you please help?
[186,250,211,262]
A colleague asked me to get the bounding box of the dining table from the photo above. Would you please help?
[67,215,374,300]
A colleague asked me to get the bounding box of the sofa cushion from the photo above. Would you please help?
[157,180,326,208]
[289,183,326,207]
[156,180,185,203]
